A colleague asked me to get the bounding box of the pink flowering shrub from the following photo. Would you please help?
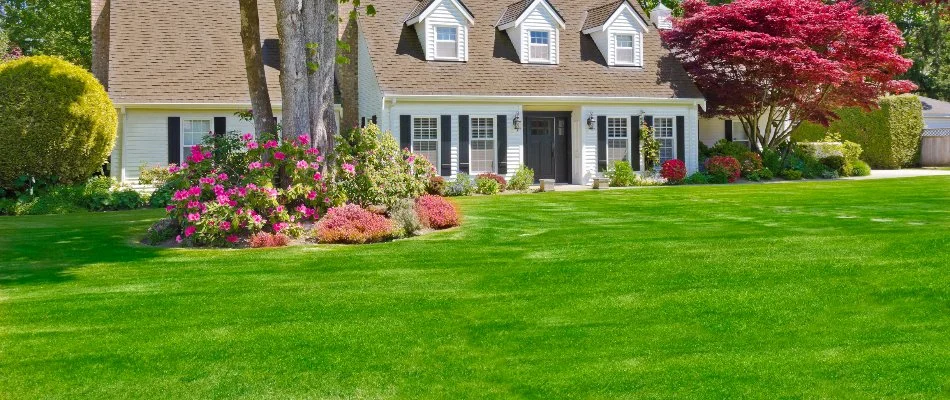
[163,132,331,247]
[660,159,688,184]
[314,204,394,244]
[249,232,291,248]
[333,125,434,208]
[415,195,460,229]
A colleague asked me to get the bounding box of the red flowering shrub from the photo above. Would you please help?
[704,156,742,183]
[315,204,394,244]
[249,232,291,248]
[737,152,764,177]
[415,195,460,229]
[660,159,688,184]
[476,173,507,192]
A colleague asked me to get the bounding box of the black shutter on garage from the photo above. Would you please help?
[496,115,507,175]
[457,115,469,175]
[168,117,181,164]
[597,116,608,171]
[725,120,733,142]
[631,115,641,171]
[214,117,227,137]
[399,115,411,150]
[676,116,686,161]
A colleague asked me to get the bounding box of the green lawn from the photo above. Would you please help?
[2,177,949,399]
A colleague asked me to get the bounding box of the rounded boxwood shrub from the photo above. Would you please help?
[0,56,117,186]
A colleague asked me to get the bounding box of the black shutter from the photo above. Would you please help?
[168,117,181,164]
[496,115,507,175]
[214,117,227,137]
[361,117,366,128]
[676,116,686,161]
[725,120,733,142]
[457,115,469,175]
[631,116,641,171]
[399,115,411,150]
[597,116,608,171]
[371,115,377,125]
[441,116,452,176]
[644,115,653,128]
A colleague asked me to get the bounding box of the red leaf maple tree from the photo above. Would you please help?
[661,0,918,150]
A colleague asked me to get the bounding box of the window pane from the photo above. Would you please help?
[413,117,438,140]
[530,44,549,60]
[436,41,458,58]
[607,139,628,165]
[616,48,634,64]
[607,117,628,138]
[617,35,634,48]
[471,117,494,139]
[436,27,457,41]
[530,31,549,44]
[653,117,675,163]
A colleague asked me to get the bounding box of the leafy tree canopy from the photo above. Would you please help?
[0,0,91,68]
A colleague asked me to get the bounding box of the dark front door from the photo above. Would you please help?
[524,112,571,183]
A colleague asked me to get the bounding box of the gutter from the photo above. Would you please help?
[383,94,706,110]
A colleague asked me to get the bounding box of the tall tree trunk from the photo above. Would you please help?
[275,0,311,140]
[302,0,339,155]
[239,0,277,137]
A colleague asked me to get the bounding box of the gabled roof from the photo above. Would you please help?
[496,0,566,30]
[921,96,950,117]
[405,0,476,25]
[582,0,649,33]
[360,0,703,99]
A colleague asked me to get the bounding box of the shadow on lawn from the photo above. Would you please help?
[0,211,164,286]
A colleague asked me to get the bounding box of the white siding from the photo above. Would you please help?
[112,108,262,182]
[504,2,560,64]
[925,117,950,129]
[590,7,645,67]
[386,103,522,179]
[358,30,383,124]
[414,0,469,62]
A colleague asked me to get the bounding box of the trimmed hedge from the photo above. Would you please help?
[0,56,118,186]
[792,95,924,169]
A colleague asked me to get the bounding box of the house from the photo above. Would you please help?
[93,0,739,185]
[920,96,950,130]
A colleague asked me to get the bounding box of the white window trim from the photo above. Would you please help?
[181,118,212,162]
[469,115,497,174]
[433,25,461,61]
[606,116,632,166]
[411,115,441,168]
[652,116,677,163]
[527,30,553,63]
[613,33,638,67]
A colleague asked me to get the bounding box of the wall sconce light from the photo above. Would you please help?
[587,113,596,130]
[513,115,522,131]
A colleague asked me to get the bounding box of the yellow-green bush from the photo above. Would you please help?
[0,56,117,186]
[792,95,924,169]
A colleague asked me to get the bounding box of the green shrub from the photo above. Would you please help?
[426,176,446,196]
[792,95,924,168]
[149,179,176,208]
[475,177,500,195]
[81,176,114,210]
[781,169,803,180]
[0,56,118,187]
[143,218,179,245]
[851,160,872,177]
[389,198,422,238]
[445,173,476,197]
[683,172,710,185]
[333,125,434,207]
[820,156,846,174]
[607,161,637,187]
[762,148,784,173]
[138,163,173,186]
[507,165,534,192]
[708,139,751,159]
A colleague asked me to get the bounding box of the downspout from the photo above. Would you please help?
[119,106,127,182]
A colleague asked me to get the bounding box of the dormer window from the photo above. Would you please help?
[436,26,459,59]
[583,0,649,67]
[497,0,566,65]
[650,3,673,30]
[405,0,475,62]
[529,31,551,62]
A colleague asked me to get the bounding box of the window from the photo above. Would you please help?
[654,117,675,163]
[529,31,550,62]
[606,117,630,166]
[182,119,211,161]
[731,120,751,149]
[435,26,458,59]
[470,117,496,173]
[615,34,635,65]
[412,117,439,167]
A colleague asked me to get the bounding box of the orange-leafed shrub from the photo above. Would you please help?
[415,195,460,229]
[249,232,291,248]
[315,204,394,244]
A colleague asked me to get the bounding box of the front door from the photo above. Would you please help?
[524,112,571,183]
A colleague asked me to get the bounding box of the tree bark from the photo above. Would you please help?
[275,0,311,140]
[302,0,339,155]
[239,0,277,137]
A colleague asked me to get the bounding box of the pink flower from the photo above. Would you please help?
[199,176,216,185]
[307,191,317,200]
[248,161,263,170]
[220,221,232,231]
[296,205,308,214]
[296,160,309,169]
[306,148,319,155]
[342,163,356,174]
[297,135,310,146]
[274,152,286,161]
[165,205,175,212]
[184,226,197,237]
[176,235,183,243]
[241,133,254,141]
[218,173,229,181]
[407,155,416,164]
[247,141,259,150]
[273,222,288,233]
[180,162,190,169]
[316,155,324,163]
[252,214,263,224]
[168,164,180,174]
[263,140,278,149]
[227,235,239,243]
[187,201,200,209]
[187,213,201,222]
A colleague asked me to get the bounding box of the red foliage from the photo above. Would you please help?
[660,159,688,183]
[249,232,291,248]
[315,204,394,244]
[415,195,460,230]
[662,0,916,127]
[476,173,508,191]
[705,156,742,183]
